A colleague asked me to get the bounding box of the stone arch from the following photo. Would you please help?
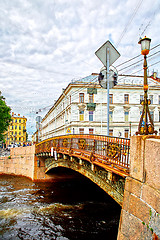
[45,159,124,206]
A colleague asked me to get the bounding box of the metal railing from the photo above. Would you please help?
[35,134,130,176]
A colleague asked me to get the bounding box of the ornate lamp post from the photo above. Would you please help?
[136,36,157,135]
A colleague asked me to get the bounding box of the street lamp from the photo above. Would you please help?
[136,36,157,135]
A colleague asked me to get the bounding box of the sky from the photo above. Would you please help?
[0,0,160,139]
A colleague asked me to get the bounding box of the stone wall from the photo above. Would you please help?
[117,136,160,240]
[0,145,35,180]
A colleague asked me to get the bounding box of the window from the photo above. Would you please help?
[15,126,17,129]
[19,132,21,135]
[19,137,21,141]
[19,119,21,123]
[159,112,160,122]
[109,129,113,136]
[89,93,93,103]
[125,129,129,138]
[79,93,84,103]
[19,126,21,130]
[124,111,129,122]
[15,119,17,123]
[124,94,129,104]
[79,110,84,121]
[109,94,113,104]
[89,128,94,134]
[15,132,17,135]
[149,95,153,104]
[159,128,160,136]
[89,111,93,121]
[79,128,84,134]
[150,111,154,121]
[109,111,113,122]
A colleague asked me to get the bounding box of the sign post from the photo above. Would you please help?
[95,40,120,136]
[106,47,110,135]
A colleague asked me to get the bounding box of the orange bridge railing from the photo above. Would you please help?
[35,134,130,177]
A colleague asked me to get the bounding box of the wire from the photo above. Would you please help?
[139,3,160,37]
[34,75,99,116]
[115,43,160,69]
[118,50,160,73]
[119,60,160,81]
[42,76,99,117]
[116,0,144,47]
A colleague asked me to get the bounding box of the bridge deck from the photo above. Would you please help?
[35,134,130,177]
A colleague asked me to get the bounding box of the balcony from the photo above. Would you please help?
[87,103,96,111]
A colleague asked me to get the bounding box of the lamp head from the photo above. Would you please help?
[138,36,151,55]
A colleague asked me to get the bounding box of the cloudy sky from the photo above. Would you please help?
[0,0,160,139]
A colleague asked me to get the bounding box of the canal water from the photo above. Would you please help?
[0,169,121,240]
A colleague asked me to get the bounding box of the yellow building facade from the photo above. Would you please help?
[5,112,27,146]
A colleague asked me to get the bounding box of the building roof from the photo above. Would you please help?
[70,74,160,87]
[71,75,98,84]
[11,112,27,119]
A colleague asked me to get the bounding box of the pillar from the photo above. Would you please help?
[117,136,160,239]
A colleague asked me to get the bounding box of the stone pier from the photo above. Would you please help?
[0,146,35,180]
[117,136,160,239]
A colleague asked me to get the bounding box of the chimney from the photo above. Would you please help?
[18,114,20,116]
[12,112,14,116]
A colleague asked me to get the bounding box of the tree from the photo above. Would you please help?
[0,93,12,141]
[26,132,28,141]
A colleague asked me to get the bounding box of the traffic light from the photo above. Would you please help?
[98,72,104,83]
[113,72,118,86]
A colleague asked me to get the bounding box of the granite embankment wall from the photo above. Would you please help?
[118,136,160,240]
[0,145,55,181]
[0,145,35,180]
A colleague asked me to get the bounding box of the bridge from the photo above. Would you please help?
[0,134,159,238]
[35,134,130,206]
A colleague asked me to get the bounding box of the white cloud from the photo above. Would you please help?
[0,0,159,139]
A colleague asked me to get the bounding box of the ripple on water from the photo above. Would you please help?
[0,209,22,218]
[0,175,121,240]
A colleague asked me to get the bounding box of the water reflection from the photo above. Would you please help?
[0,172,121,240]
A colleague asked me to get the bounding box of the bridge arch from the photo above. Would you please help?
[44,156,125,206]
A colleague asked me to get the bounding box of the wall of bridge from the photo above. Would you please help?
[0,146,35,180]
[0,145,66,182]
[117,135,160,239]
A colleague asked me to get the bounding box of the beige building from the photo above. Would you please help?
[40,75,160,141]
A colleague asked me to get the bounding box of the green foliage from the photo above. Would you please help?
[0,94,12,140]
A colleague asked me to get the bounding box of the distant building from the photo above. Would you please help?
[40,74,160,140]
[32,130,38,144]
[5,112,27,146]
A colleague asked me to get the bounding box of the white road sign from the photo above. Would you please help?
[95,40,120,67]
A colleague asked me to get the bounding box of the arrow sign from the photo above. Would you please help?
[95,40,120,67]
